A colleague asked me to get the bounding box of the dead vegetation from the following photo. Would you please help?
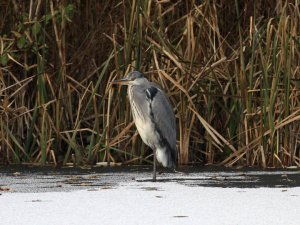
[0,0,300,167]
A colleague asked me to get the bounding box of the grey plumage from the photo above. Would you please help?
[112,71,177,180]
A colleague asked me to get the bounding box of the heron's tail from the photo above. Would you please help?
[156,147,176,169]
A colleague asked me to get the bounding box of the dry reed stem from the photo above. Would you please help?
[0,0,299,167]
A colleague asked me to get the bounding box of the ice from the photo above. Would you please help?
[1,181,299,225]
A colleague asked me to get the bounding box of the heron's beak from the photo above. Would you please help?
[111,77,130,85]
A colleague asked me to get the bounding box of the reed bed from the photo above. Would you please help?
[0,0,299,167]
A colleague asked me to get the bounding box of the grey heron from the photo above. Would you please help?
[112,71,177,181]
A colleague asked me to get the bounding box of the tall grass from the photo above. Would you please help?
[0,0,299,167]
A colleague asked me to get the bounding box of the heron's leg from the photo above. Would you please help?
[153,149,156,182]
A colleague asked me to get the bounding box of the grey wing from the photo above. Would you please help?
[149,87,177,161]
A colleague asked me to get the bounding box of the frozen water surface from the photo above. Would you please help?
[0,166,299,225]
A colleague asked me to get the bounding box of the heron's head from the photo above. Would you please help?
[112,71,146,86]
